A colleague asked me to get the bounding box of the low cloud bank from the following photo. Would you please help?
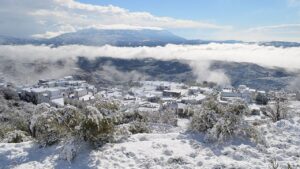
[0,43,299,85]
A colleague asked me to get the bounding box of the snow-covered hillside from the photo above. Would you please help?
[1,80,300,169]
[1,103,300,169]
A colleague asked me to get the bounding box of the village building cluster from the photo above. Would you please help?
[219,85,266,104]
[1,75,299,111]
[19,76,97,107]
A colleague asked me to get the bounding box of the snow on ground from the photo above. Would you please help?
[51,98,64,106]
[1,104,300,169]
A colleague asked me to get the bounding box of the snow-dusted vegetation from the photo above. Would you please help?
[0,84,300,169]
[2,0,300,168]
[190,99,254,143]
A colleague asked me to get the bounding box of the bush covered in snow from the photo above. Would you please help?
[107,110,150,134]
[128,120,149,134]
[112,111,145,125]
[262,98,288,122]
[30,104,65,146]
[190,99,256,143]
[16,102,121,162]
[0,87,147,149]
[205,110,246,143]
[189,99,222,132]
[92,100,120,115]
[0,91,35,142]
[56,105,83,133]
[29,104,117,148]
[1,130,31,143]
[143,109,178,126]
[0,87,20,101]
[81,106,115,147]
[108,108,178,135]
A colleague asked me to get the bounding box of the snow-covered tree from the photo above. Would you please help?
[263,97,288,122]
[190,98,253,143]
[189,99,221,132]
[30,104,65,146]
[190,108,218,132]
[56,105,83,133]
[81,106,115,147]
[0,90,35,142]
[205,111,243,142]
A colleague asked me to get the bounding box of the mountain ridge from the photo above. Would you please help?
[1,28,300,47]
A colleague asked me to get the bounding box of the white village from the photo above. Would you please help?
[1,1,300,168]
[5,76,272,112]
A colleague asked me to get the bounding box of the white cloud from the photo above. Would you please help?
[1,44,299,69]
[0,0,228,38]
[32,25,76,38]
[1,44,299,84]
[213,24,300,42]
[246,24,300,32]
[1,0,300,41]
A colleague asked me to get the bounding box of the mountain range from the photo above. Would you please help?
[1,28,300,47]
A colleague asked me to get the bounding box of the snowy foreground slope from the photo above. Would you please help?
[1,103,300,169]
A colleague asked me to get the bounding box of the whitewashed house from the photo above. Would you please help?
[221,88,240,98]
[74,88,88,98]
[181,94,206,104]
[20,76,97,105]
[220,85,253,103]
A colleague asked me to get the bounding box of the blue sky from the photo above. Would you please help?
[74,0,300,40]
[78,0,298,28]
[1,0,300,41]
